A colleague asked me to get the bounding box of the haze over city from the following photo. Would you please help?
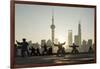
[15,4,95,47]
[15,3,95,66]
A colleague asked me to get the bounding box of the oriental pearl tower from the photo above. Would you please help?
[50,9,55,44]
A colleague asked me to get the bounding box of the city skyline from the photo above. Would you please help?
[15,4,95,47]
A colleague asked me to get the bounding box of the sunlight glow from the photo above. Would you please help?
[57,35,66,43]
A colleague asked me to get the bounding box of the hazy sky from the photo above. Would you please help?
[15,4,94,45]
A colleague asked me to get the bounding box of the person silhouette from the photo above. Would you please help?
[36,48,41,56]
[29,46,35,56]
[62,47,66,57]
[88,46,94,53]
[48,47,53,55]
[16,38,29,57]
[54,42,66,56]
[69,43,79,54]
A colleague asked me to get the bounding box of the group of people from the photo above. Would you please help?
[15,38,53,57]
[29,44,53,56]
[15,38,67,57]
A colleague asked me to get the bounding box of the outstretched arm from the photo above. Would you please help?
[16,40,22,45]
[53,43,59,46]
[61,42,66,45]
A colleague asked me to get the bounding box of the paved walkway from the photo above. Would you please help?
[15,54,95,65]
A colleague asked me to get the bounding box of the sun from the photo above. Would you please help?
[57,35,66,43]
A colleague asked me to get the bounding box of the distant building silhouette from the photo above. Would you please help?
[87,39,92,47]
[73,21,82,52]
[41,39,46,54]
[46,39,52,47]
[82,40,87,52]
[68,30,73,46]
[87,39,93,53]
[41,39,46,47]
[74,35,79,46]
[46,39,53,55]
[74,21,81,47]
[80,39,93,53]
[78,22,81,47]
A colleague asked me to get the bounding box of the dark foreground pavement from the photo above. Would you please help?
[15,53,95,66]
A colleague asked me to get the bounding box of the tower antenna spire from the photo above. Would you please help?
[79,19,81,24]
[52,8,54,25]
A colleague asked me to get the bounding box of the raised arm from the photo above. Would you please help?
[16,40,22,45]
[61,42,66,45]
[53,43,59,46]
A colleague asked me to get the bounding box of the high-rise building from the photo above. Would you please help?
[82,40,87,46]
[74,21,82,47]
[78,21,81,47]
[41,39,46,47]
[74,35,79,46]
[82,40,87,52]
[41,39,46,53]
[87,39,92,47]
[68,30,72,46]
[87,39,93,53]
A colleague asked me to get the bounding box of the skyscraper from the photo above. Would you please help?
[50,9,55,43]
[78,21,81,46]
[74,21,81,47]
[74,35,79,45]
[68,30,72,46]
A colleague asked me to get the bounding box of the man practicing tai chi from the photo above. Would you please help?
[16,38,29,57]
[53,42,66,57]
